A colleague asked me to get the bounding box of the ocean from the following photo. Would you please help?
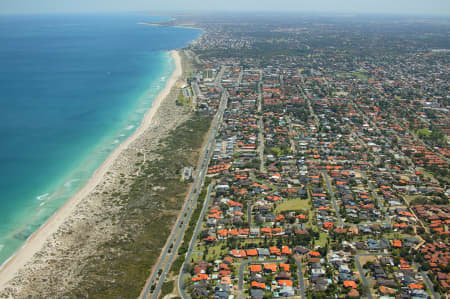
[0,13,201,264]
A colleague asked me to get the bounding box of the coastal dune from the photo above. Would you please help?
[0,50,184,294]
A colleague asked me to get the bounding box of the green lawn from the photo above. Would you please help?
[354,72,368,80]
[381,232,413,241]
[199,243,227,261]
[191,252,203,263]
[316,232,329,248]
[276,198,310,213]
[176,96,191,106]
[416,128,432,138]
[160,281,174,298]
[336,72,368,80]
[404,195,423,204]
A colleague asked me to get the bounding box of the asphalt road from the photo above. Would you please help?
[288,116,296,153]
[141,163,203,298]
[258,117,265,174]
[362,172,391,225]
[178,183,214,299]
[141,67,227,299]
[192,81,201,98]
[150,173,204,299]
[412,261,440,299]
[355,253,440,299]
[191,81,201,107]
[297,84,319,127]
[295,259,306,299]
[257,81,265,174]
[354,252,389,299]
[151,77,227,299]
[420,269,440,299]
[321,171,343,226]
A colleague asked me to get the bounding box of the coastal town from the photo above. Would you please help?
[147,14,449,299]
[0,12,447,299]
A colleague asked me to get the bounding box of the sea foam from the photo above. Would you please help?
[36,193,49,201]
[64,179,80,188]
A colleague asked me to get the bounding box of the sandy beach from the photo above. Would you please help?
[0,50,186,296]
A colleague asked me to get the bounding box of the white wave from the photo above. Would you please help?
[119,134,125,137]
[64,179,80,188]
[36,193,49,201]
[40,202,46,207]
[112,139,120,144]
[125,125,135,130]
[36,208,46,216]
[0,244,3,252]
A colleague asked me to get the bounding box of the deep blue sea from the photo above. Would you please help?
[0,13,200,264]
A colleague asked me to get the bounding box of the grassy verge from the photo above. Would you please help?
[170,186,208,274]
[160,281,175,298]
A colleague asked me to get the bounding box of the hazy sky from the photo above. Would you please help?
[1,0,450,15]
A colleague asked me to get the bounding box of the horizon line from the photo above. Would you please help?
[0,9,449,18]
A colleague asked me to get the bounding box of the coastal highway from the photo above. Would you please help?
[141,67,228,299]
[140,155,204,299]
[177,69,228,299]
[178,183,213,299]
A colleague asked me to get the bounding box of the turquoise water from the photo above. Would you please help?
[0,13,201,264]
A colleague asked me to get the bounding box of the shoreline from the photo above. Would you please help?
[0,50,183,290]
[138,21,203,31]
